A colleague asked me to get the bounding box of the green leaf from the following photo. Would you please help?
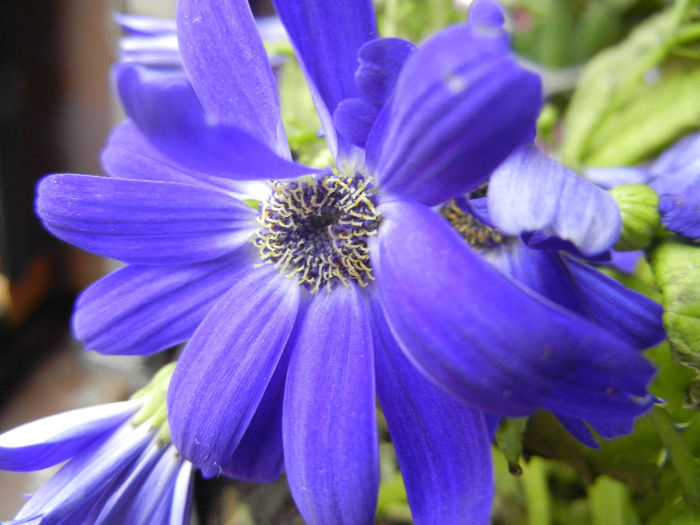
[562,2,700,167]
[588,475,640,525]
[496,417,529,475]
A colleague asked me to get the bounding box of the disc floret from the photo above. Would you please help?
[254,174,380,293]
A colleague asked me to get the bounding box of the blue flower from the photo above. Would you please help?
[587,132,700,241]
[0,369,194,524]
[35,0,659,522]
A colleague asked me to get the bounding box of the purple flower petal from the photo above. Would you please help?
[468,0,506,26]
[272,0,377,161]
[222,345,290,482]
[115,14,177,36]
[36,174,257,265]
[0,401,139,472]
[659,178,700,240]
[176,0,287,154]
[372,200,655,421]
[284,286,378,525]
[102,121,270,199]
[171,461,194,525]
[488,145,621,256]
[366,23,540,205]
[555,415,600,448]
[485,241,664,349]
[584,166,651,190]
[334,98,378,148]
[370,297,493,525]
[73,248,255,356]
[562,254,665,349]
[14,423,153,522]
[168,266,300,478]
[115,63,316,181]
[355,37,416,109]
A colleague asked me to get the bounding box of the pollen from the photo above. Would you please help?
[253,174,381,293]
[440,200,505,249]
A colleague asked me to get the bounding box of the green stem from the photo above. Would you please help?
[649,406,700,514]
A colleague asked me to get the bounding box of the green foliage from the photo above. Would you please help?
[561,0,700,168]
[374,0,464,42]
[651,239,700,408]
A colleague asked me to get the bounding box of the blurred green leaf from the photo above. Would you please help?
[496,417,529,475]
[588,475,640,525]
[562,1,700,167]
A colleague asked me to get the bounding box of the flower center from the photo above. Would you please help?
[254,174,380,293]
[440,200,505,249]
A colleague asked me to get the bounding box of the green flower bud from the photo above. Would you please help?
[650,239,700,407]
[610,184,660,251]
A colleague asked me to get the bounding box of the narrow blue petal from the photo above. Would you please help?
[468,0,506,26]
[102,121,270,199]
[355,38,416,109]
[14,423,153,523]
[115,63,316,181]
[284,287,378,525]
[333,98,378,148]
[73,248,255,356]
[486,241,664,349]
[36,174,257,265]
[488,145,621,256]
[168,266,299,478]
[0,401,139,472]
[170,461,194,525]
[176,0,287,155]
[367,23,540,205]
[115,14,176,35]
[650,131,700,183]
[584,166,650,190]
[222,345,290,482]
[372,200,655,421]
[555,415,600,448]
[562,254,665,349]
[370,297,493,525]
[94,440,167,524]
[659,178,700,240]
[272,0,377,160]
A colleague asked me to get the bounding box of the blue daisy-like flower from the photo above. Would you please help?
[35,0,661,522]
[0,366,193,524]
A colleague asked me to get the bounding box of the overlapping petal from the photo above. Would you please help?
[102,120,270,199]
[0,400,139,472]
[284,286,378,525]
[355,38,416,109]
[115,63,316,181]
[176,0,287,154]
[73,248,255,356]
[371,297,493,525]
[562,254,665,349]
[658,178,700,240]
[489,145,621,256]
[272,0,377,160]
[36,174,257,265]
[168,266,299,478]
[372,200,654,421]
[367,23,540,205]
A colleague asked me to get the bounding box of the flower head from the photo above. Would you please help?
[0,364,193,524]
[35,0,661,522]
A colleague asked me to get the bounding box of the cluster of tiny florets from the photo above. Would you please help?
[440,200,505,249]
[254,175,380,293]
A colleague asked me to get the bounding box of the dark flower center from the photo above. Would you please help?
[440,200,505,249]
[254,175,380,293]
